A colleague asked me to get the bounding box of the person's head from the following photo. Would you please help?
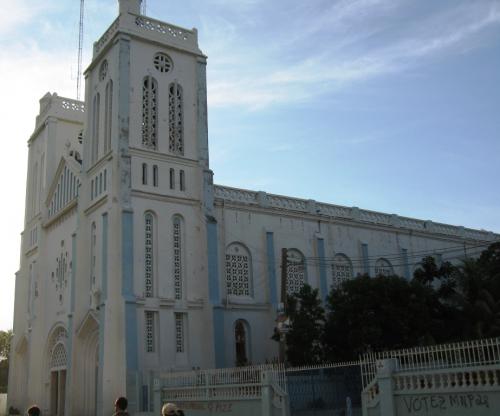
[27,405,41,416]
[114,397,128,412]
[161,403,178,416]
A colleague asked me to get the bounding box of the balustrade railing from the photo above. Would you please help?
[360,337,500,389]
[159,363,286,402]
[214,185,499,241]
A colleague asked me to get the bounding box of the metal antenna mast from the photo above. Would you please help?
[77,0,85,100]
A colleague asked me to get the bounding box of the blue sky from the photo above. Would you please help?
[0,0,499,329]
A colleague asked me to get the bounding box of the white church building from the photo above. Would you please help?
[8,0,499,414]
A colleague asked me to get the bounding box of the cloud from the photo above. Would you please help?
[0,0,45,34]
[0,38,77,329]
[206,0,500,109]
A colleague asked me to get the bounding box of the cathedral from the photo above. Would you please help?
[8,0,498,415]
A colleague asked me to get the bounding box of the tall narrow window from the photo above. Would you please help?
[179,170,185,191]
[175,313,185,353]
[168,82,183,155]
[153,165,158,187]
[142,76,158,149]
[225,243,251,297]
[90,222,96,288]
[92,93,100,163]
[145,212,154,297]
[104,80,113,153]
[145,311,155,352]
[173,216,182,300]
[169,168,175,190]
[286,249,305,295]
[142,163,148,185]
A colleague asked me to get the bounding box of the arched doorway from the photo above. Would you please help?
[50,342,67,416]
[235,320,250,366]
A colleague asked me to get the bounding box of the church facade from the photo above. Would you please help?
[8,1,498,415]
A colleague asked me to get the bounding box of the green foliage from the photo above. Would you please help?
[275,284,325,366]
[276,242,500,364]
[0,330,12,361]
[323,274,447,361]
[0,329,12,394]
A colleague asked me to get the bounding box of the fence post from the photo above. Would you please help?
[377,359,397,416]
[261,370,272,416]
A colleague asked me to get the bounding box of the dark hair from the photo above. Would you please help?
[177,411,184,416]
[115,397,128,411]
[27,406,41,416]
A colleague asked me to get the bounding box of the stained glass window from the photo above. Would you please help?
[173,217,182,300]
[175,313,185,353]
[168,82,183,155]
[225,244,251,296]
[145,212,154,297]
[375,258,393,276]
[145,311,155,352]
[142,76,158,149]
[331,254,353,288]
[286,249,305,295]
[104,79,113,153]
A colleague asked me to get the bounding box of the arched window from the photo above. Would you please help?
[144,212,155,297]
[331,254,353,288]
[104,79,113,153]
[375,258,393,276]
[92,93,100,163]
[168,82,183,155]
[286,249,305,295]
[142,76,158,150]
[173,216,183,300]
[235,320,250,366]
[225,243,251,297]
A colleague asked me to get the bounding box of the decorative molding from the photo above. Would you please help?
[214,185,499,241]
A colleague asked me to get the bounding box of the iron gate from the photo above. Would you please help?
[286,363,362,416]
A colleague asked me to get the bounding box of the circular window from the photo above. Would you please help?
[99,60,108,81]
[153,53,173,73]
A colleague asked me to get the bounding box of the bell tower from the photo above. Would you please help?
[76,1,213,414]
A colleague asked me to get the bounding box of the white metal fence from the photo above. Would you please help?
[159,363,286,402]
[360,336,500,388]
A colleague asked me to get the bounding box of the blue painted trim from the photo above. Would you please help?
[361,243,370,275]
[102,213,108,300]
[206,218,226,367]
[266,232,278,307]
[402,248,410,280]
[213,307,226,368]
[97,296,106,416]
[317,238,328,301]
[207,219,220,304]
[122,211,138,370]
